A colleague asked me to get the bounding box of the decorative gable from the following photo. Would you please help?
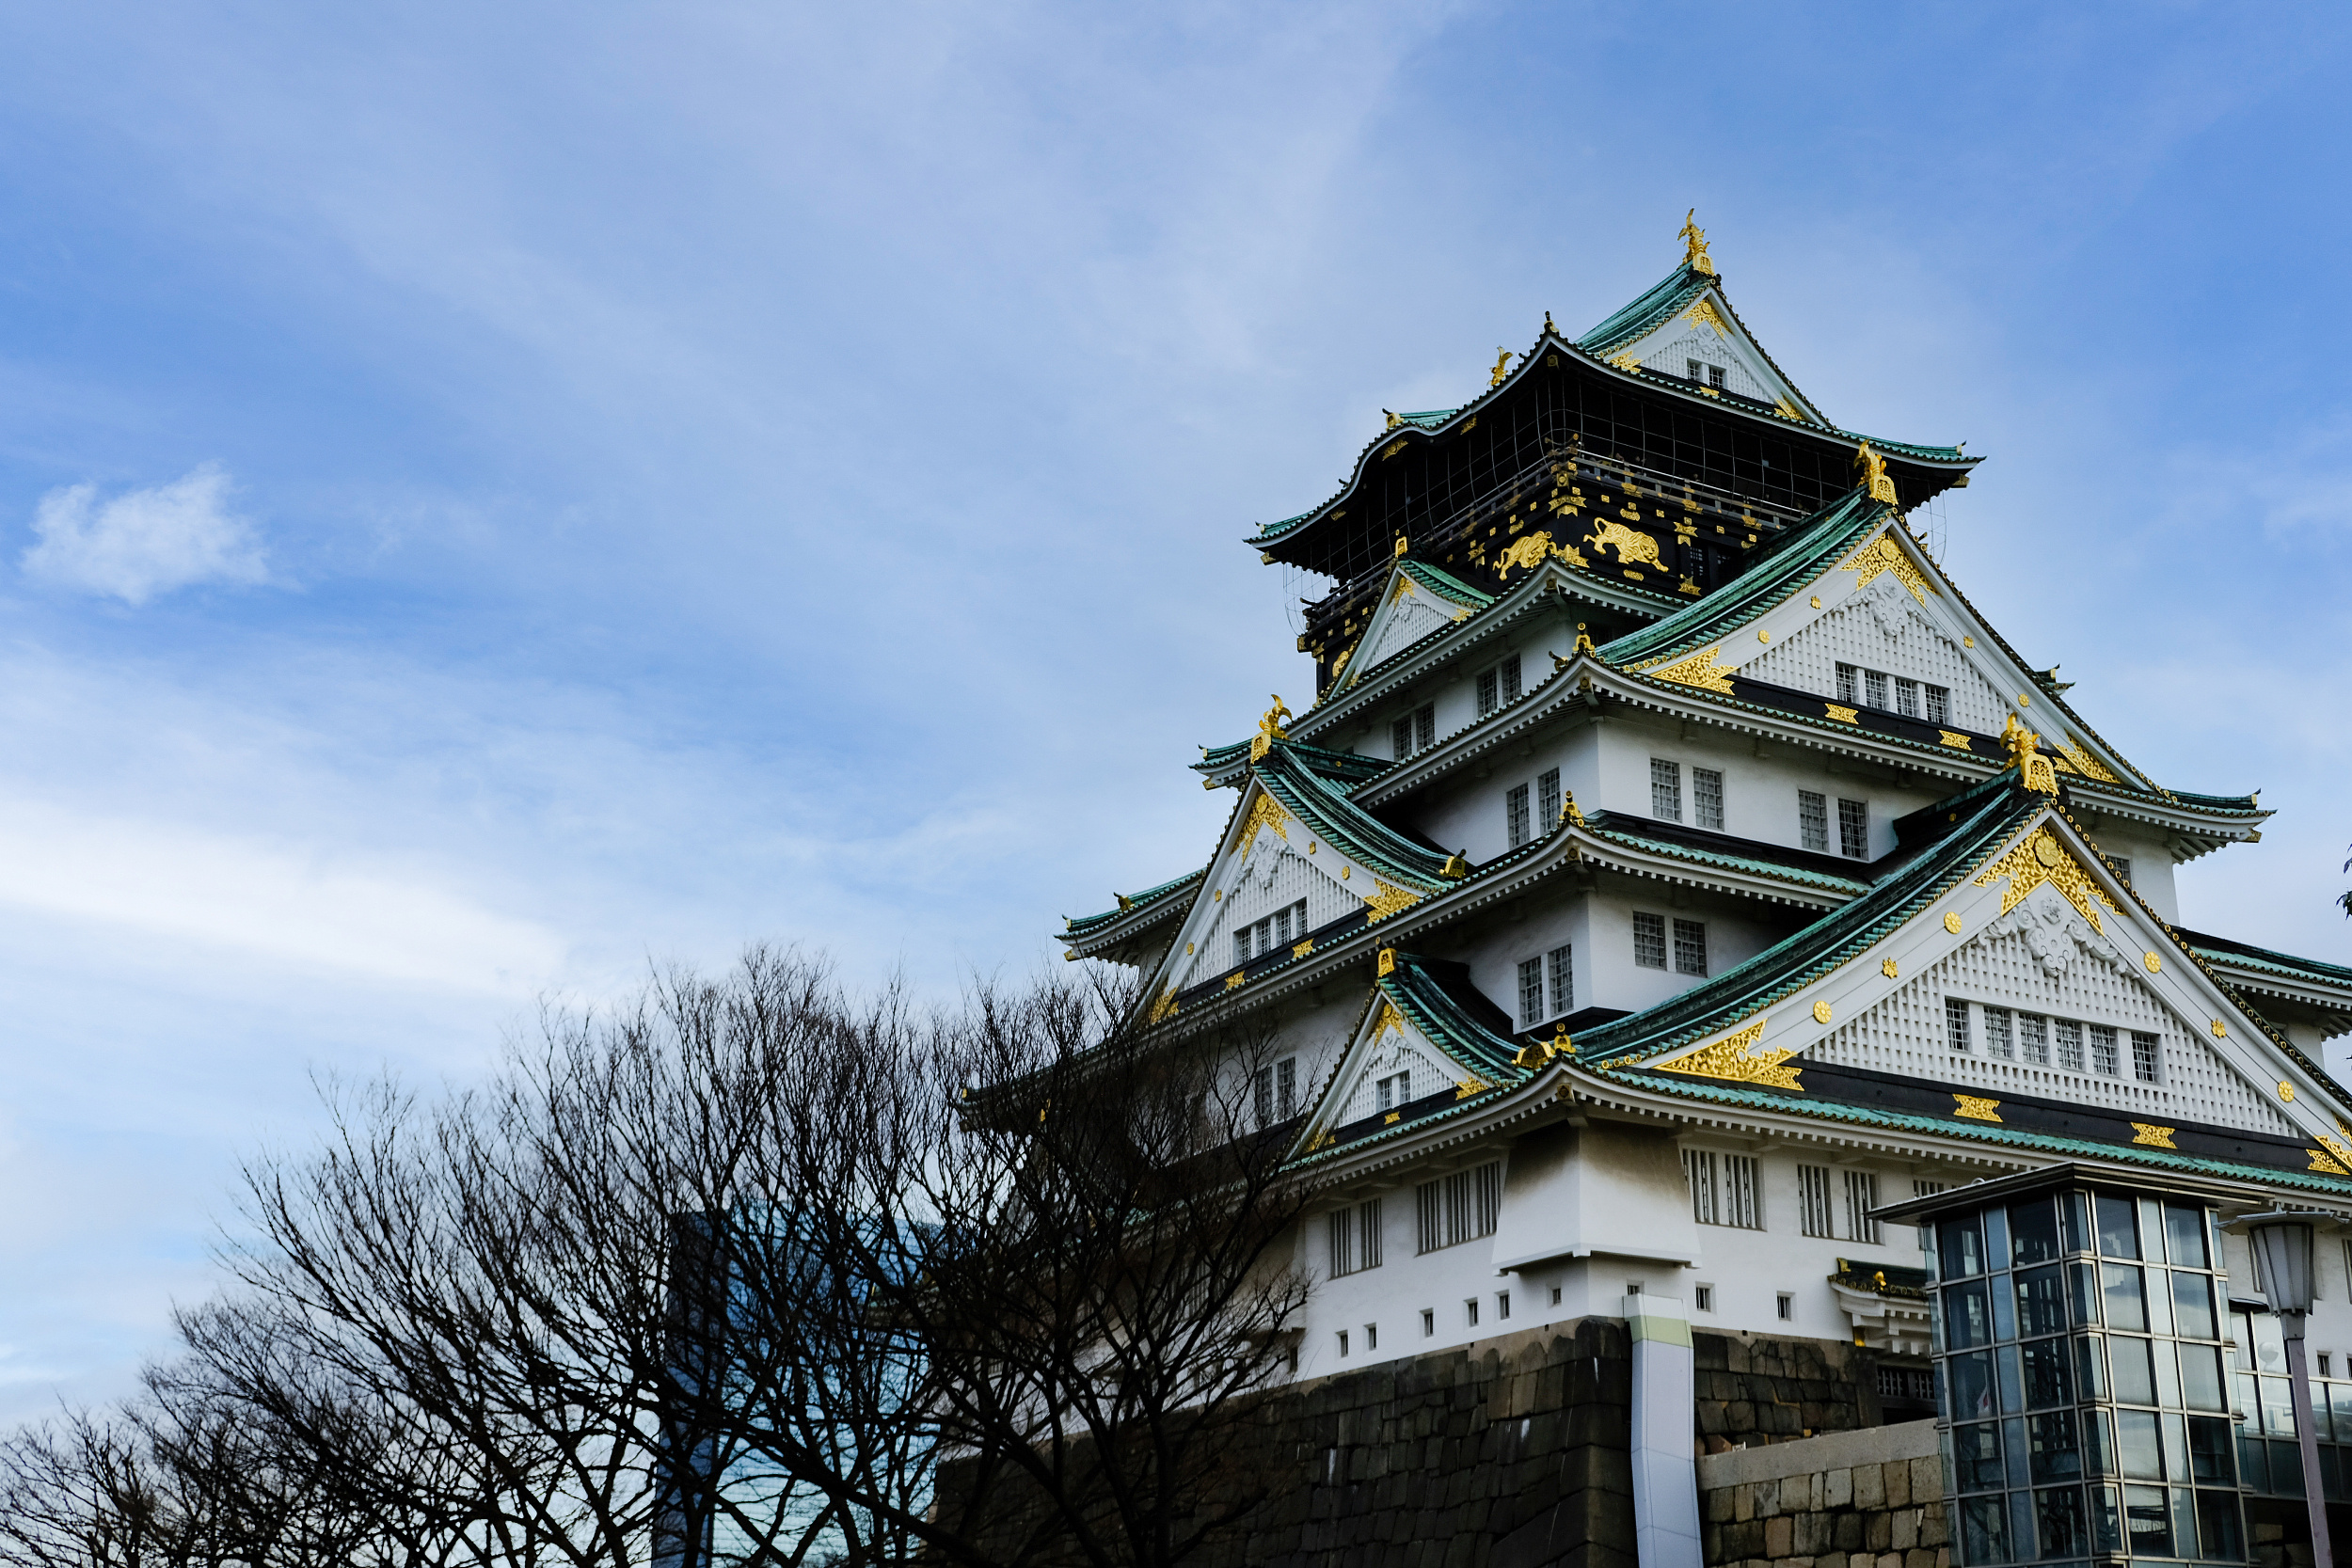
[1163,795,1362,992]
[1743,571,2009,733]
[1604,288,1818,425]
[1299,988,1498,1150]
[1337,561,1488,689]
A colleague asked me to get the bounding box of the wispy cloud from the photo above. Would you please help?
[23,464,269,604]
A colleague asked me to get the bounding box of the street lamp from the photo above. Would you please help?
[2228,1212,2334,1568]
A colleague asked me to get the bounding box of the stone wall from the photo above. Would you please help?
[1696,1419,1947,1568]
[1692,1332,1880,1448]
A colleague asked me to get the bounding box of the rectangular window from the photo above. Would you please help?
[1338,1330,1348,1356]
[1364,1322,1377,1351]
[1502,654,1522,702]
[1415,704,1435,752]
[2019,1012,2049,1065]
[1518,958,1544,1028]
[1694,1284,1713,1311]
[1506,784,1531,849]
[1776,1293,1794,1322]
[1925,685,1950,725]
[1497,1291,1511,1321]
[1273,906,1292,946]
[1983,1006,2013,1060]
[1650,757,1682,822]
[1863,669,1888,709]
[1328,1204,1376,1277]
[1233,930,1251,967]
[1672,918,1708,977]
[1391,717,1412,761]
[2105,855,2134,888]
[1843,1170,1882,1244]
[1836,663,1859,705]
[1465,1298,1479,1327]
[1416,1162,1502,1253]
[1476,668,1499,717]
[1254,1066,1272,1130]
[1946,997,1972,1053]
[1375,1070,1411,1112]
[1277,1056,1295,1117]
[2090,1024,2120,1077]
[1799,1164,1835,1239]
[1692,767,1724,831]
[2131,1030,2161,1084]
[1686,1150,1761,1229]
[1536,768,1562,828]
[1837,797,1868,859]
[1633,911,1667,970]
[1799,790,1829,852]
[1708,364,1725,390]
[1421,1308,1435,1337]
[1894,677,1919,718]
[2056,1018,2084,1071]
[1546,943,1573,1016]
[1687,357,1704,383]
[1685,1148,1718,1225]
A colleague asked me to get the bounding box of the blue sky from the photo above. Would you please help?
[3,3,2349,1418]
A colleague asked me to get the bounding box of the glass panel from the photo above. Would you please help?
[2271,1438,2305,1497]
[1946,1280,1994,1347]
[2197,1489,2244,1561]
[2008,1491,2035,1567]
[1951,1351,1997,1422]
[2010,1197,2060,1265]
[2100,1263,2147,1331]
[2122,1483,2172,1557]
[2143,1266,2172,1338]
[2251,1309,2286,1372]
[2028,1409,2083,1483]
[2306,1382,2332,1441]
[2169,1487,2198,1562]
[2084,1407,2114,1476]
[1997,1343,2024,1415]
[2164,1202,2208,1268]
[1943,1213,1986,1278]
[2091,1484,2122,1554]
[2110,1337,2156,1406]
[2261,1375,2296,1435]
[2170,1272,2216,1340]
[2186,1416,2234,1484]
[2139,1197,2169,1263]
[2016,1265,2066,1337]
[2061,1190,2090,1255]
[2005,1417,2031,1489]
[1984,1205,2010,1267]
[2160,1412,2188,1482]
[2117,1408,2163,1479]
[2153,1337,2182,1409]
[2238,1433,2269,1492]
[2033,1486,2087,1559]
[2095,1193,2137,1258]
[2066,1261,2098,1328]
[2022,1338,2073,1409]
[2074,1335,2106,1402]
[2331,1381,2352,1435]
[1992,1275,2018,1343]
[1954,1420,2006,1490]
[2178,1343,2226,1412]
[1961,1495,2010,1564]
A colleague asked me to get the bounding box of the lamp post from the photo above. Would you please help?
[2231,1212,2334,1568]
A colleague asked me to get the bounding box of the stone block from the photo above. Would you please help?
[1794,1509,1834,1556]
[1904,1552,1935,1568]
[1834,1513,1865,1552]
[1892,1511,1917,1550]
[1884,1460,1910,1508]
[1909,1456,1940,1503]
[1919,1509,1948,1547]
[1708,1488,1734,1524]
[1867,1513,1893,1552]
[1825,1467,1853,1509]
[1853,1464,1885,1510]
[1734,1484,1756,1523]
[1765,1517,1794,1559]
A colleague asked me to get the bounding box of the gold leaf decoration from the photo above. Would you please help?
[1973,826,2119,933]
[1607,351,1642,372]
[1236,792,1291,860]
[1653,1019,1802,1091]
[1147,988,1179,1025]
[1940,731,1974,751]
[1362,879,1422,924]
[1684,298,1728,336]
[1836,531,1934,605]
[1825,703,1859,723]
[2055,740,2120,784]
[2309,1148,2349,1176]
[1650,645,1736,695]
[2131,1123,2176,1149]
[1953,1094,2003,1123]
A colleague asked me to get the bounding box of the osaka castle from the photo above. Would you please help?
[1058,216,2352,1568]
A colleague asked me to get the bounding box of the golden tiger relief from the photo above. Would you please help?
[1584,519,1665,570]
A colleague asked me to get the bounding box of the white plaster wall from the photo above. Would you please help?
[1582,881,1787,1018]
[2074,821,2181,924]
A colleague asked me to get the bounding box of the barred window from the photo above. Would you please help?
[2019,1012,2049,1065]
[1672,918,1708,977]
[1502,654,1522,703]
[1864,669,1888,710]
[1685,1149,1762,1229]
[1233,931,1250,967]
[1327,1198,1383,1276]
[1799,1164,1835,1239]
[1837,798,1868,859]
[2056,1018,2084,1071]
[1416,704,1436,752]
[1416,1162,1502,1253]
[1685,1148,1718,1225]
[1536,768,1562,828]
[1254,1057,1298,1129]
[1946,997,1972,1053]
[1836,663,1858,705]
[2131,1030,2161,1084]
[1894,677,1919,719]
[1651,757,1682,822]
[1518,958,1544,1028]
[1506,784,1531,849]
[1476,668,1499,716]
[1692,767,1724,831]
[1925,685,1950,725]
[1547,943,1573,1017]
[1376,1070,1411,1112]
[1843,1170,1882,1244]
[1633,912,1667,969]
[1799,790,1829,852]
[2105,855,2134,888]
[1983,1005,2013,1059]
[1391,717,1411,760]
[2090,1024,2120,1077]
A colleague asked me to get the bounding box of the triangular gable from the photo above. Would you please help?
[1294,952,1531,1156]
[1336,557,1489,689]
[1583,271,1829,429]
[1624,515,2154,794]
[1622,802,2345,1156]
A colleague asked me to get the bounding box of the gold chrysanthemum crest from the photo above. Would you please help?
[1652,1018,1802,1091]
[1837,531,1934,605]
[1974,825,2120,933]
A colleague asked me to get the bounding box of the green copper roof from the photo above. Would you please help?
[2179,928,2352,992]
[1195,736,1391,784]
[1397,557,1493,609]
[1393,409,1458,431]
[1064,866,1207,935]
[1253,742,1456,892]
[1582,814,1873,900]
[1578,262,1714,356]
[1597,489,1888,669]
[1833,429,1968,464]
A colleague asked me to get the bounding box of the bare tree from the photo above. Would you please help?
[3,949,1312,1568]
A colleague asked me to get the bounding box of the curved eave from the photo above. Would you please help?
[1193,737,1392,792]
[1061,867,1208,955]
[1249,325,1976,570]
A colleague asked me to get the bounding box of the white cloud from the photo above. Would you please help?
[23,463,270,604]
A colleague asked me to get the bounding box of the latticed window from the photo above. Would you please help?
[2132,1031,2161,1084]
[1672,918,1708,977]
[1416,1162,1502,1253]
[2019,1012,2049,1065]
[1837,797,1868,859]
[1376,1071,1411,1112]
[1692,767,1724,831]
[1633,912,1667,969]
[1864,670,1888,709]
[1518,958,1544,1027]
[1327,1199,1382,1276]
[1547,943,1572,1016]
[2056,1018,2084,1070]
[1836,663,1859,705]
[1506,784,1531,848]
[1798,1164,1834,1238]
[1685,1150,1761,1228]
[1983,1006,2013,1059]
[1925,685,1950,725]
[1946,998,1973,1053]
[2105,856,2134,887]
[1501,653,1521,702]
[1800,790,1829,852]
[1843,1170,1882,1243]
[1536,768,1562,828]
[1253,1057,1297,1129]
[1651,757,1682,821]
[1894,677,1919,718]
[2090,1024,2120,1077]
[1392,703,1436,759]
[1477,668,1499,716]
